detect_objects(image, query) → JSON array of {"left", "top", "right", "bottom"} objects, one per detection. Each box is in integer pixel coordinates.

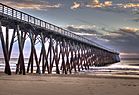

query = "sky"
[{"left": 0, "top": 0, "right": 139, "bottom": 58}]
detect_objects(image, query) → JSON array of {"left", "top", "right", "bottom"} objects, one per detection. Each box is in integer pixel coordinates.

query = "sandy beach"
[{"left": 0, "top": 74, "right": 139, "bottom": 95}]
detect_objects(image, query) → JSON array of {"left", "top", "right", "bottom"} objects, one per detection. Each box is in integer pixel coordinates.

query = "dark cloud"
[
  {"left": 66, "top": 26, "right": 102, "bottom": 35},
  {"left": 67, "top": 25, "right": 139, "bottom": 55},
  {"left": 101, "top": 29, "right": 139, "bottom": 53},
  {"left": 96, "top": 7, "right": 126, "bottom": 13}
]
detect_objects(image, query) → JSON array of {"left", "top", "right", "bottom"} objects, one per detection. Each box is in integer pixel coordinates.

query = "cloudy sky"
[{"left": 0, "top": 0, "right": 139, "bottom": 58}]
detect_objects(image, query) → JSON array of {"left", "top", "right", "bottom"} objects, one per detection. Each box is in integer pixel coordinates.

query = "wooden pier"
[{"left": 0, "top": 3, "right": 120, "bottom": 75}]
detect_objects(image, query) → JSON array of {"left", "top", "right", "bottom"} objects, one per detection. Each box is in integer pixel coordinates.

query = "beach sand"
[{"left": 0, "top": 74, "right": 139, "bottom": 95}]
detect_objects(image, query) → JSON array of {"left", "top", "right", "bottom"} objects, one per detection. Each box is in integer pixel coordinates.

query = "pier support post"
[{"left": 0, "top": 22, "right": 11, "bottom": 75}]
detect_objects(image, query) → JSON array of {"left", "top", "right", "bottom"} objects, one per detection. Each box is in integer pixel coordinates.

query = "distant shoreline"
[
  {"left": 0, "top": 57, "right": 139, "bottom": 60},
  {"left": 0, "top": 72, "right": 139, "bottom": 80},
  {"left": 121, "top": 58, "right": 139, "bottom": 60}
]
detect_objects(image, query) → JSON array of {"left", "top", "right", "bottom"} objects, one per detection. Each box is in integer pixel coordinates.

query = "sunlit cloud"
[
  {"left": 86, "top": 0, "right": 139, "bottom": 9},
  {"left": 73, "top": 32, "right": 95, "bottom": 36},
  {"left": 92, "top": 0, "right": 100, "bottom": 4},
  {"left": 1, "top": 0, "right": 62, "bottom": 10},
  {"left": 118, "top": 3, "right": 139, "bottom": 9},
  {"left": 120, "top": 27, "right": 139, "bottom": 32},
  {"left": 86, "top": 0, "right": 112, "bottom": 8},
  {"left": 70, "top": 0, "right": 113, "bottom": 10},
  {"left": 68, "top": 0, "right": 139, "bottom": 14},
  {"left": 66, "top": 24, "right": 96, "bottom": 29},
  {"left": 105, "top": 32, "right": 122, "bottom": 37},
  {"left": 70, "top": 2, "right": 81, "bottom": 10},
  {"left": 104, "top": 1, "right": 113, "bottom": 7}
]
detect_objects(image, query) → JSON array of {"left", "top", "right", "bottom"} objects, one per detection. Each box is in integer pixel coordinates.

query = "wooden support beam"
[
  {"left": 77, "top": 48, "right": 80, "bottom": 72},
  {"left": 38, "top": 47, "right": 43, "bottom": 66},
  {"left": 27, "top": 50, "right": 32, "bottom": 73},
  {"left": 5, "top": 26, "right": 10, "bottom": 74},
  {"left": 8, "top": 29, "right": 16, "bottom": 59},
  {"left": 31, "top": 45, "right": 34, "bottom": 73},
  {"left": 50, "top": 44, "right": 55, "bottom": 73},
  {"left": 16, "top": 25, "right": 26, "bottom": 75},
  {"left": 43, "top": 40, "right": 51, "bottom": 74},
  {"left": 31, "top": 35, "right": 41, "bottom": 74},
  {"left": 34, "top": 45, "right": 41, "bottom": 74},
  {"left": 69, "top": 44, "right": 73, "bottom": 73},
  {"left": 6, "top": 27, "right": 9, "bottom": 54},
  {"left": 27, "top": 30, "right": 41, "bottom": 74},
  {"left": 27, "top": 31, "right": 34, "bottom": 73},
  {"left": 65, "top": 42, "right": 71, "bottom": 74},
  {"left": 30, "top": 32, "right": 34, "bottom": 73},
  {"left": 55, "top": 41, "right": 60, "bottom": 74},
  {"left": 0, "top": 22, "right": 11, "bottom": 75},
  {"left": 61, "top": 40, "right": 67, "bottom": 74},
  {"left": 73, "top": 50, "right": 77, "bottom": 72},
  {"left": 84, "top": 49, "right": 87, "bottom": 70},
  {"left": 80, "top": 46, "right": 84, "bottom": 70},
  {"left": 41, "top": 33, "right": 50, "bottom": 74},
  {"left": 42, "top": 51, "right": 45, "bottom": 73},
  {"left": 86, "top": 49, "right": 90, "bottom": 70},
  {"left": 49, "top": 35, "right": 52, "bottom": 73},
  {"left": 16, "top": 31, "right": 27, "bottom": 74}
]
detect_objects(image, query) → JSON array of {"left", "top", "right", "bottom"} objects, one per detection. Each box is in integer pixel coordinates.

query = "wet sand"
[{"left": 0, "top": 74, "right": 139, "bottom": 95}]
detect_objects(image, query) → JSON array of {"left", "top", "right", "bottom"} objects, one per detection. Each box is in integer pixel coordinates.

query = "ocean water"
[
  {"left": 0, "top": 58, "right": 139, "bottom": 76},
  {"left": 0, "top": 58, "right": 31, "bottom": 72},
  {"left": 84, "top": 59, "right": 139, "bottom": 76}
]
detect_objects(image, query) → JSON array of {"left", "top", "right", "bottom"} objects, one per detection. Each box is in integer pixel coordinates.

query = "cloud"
[
  {"left": 70, "top": 0, "right": 117, "bottom": 12},
  {"left": 66, "top": 24, "right": 139, "bottom": 55},
  {"left": 117, "top": 3, "right": 139, "bottom": 9},
  {"left": 120, "top": 27, "right": 139, "bottom": 32},
  {"left": 86, "top": 0, "right": 139, "bottom": 9},
  {"left": 66, "top": 24, "right": 101, "bottom": 35},
  {"left": 86, "top": 0, "right": 112, "bottom": 8},
  {"left": 132, "top": 8, "right": 139, "bottom": 14},
  {"left": 101, "top": 27, "right": 139, "bottom": 42},
  {"left": 69, "top": 0, "right": 139, "bottom": 14},
  {"left": 100, "top": 28, "right": 139, "bottom": 52},
  {"left": 66, "top": 24, "right": 96, "bottom": 29},
  {"left": 70, "top": 2, "right": 81, "bottom": 10},
  {"left": 0, "top": 0, "right": 62, "bottom": 10}
]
